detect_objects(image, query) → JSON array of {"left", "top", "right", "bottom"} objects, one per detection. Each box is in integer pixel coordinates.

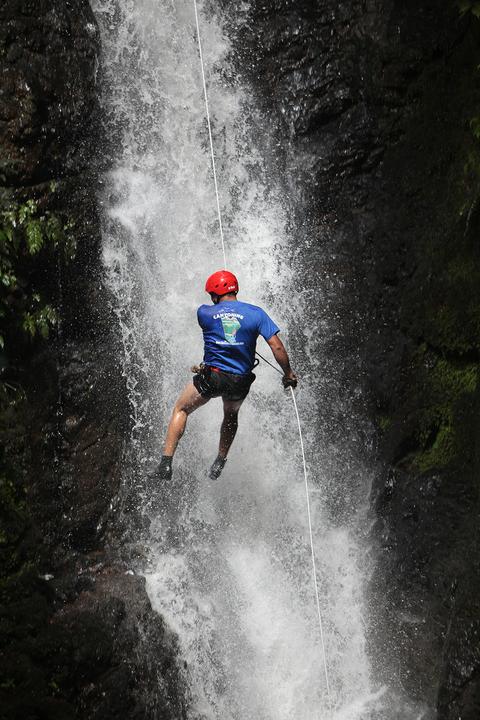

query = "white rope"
[
  {"left": 289, "top": 386, "right": 332, "bottom": 713},
  {"left": 192, "top": 0, "right": 227, "bottom": 268},
  {"left": 192, "top": 1, "right": 332, "bottom": 713}
]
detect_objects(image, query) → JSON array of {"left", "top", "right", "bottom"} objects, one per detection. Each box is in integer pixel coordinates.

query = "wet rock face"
[
  {"left": 1, "top": 555, "right": 186, "bottom": 720},
  {"left": 1, "top": 2, "right": 186, "bottom": 717},
  {"left": 50, "top": 567, "right": 186, "bottom": 720},
  {"left": 0, "top": 0, "right": 123, "bottom": 560},
  {"left": 228, "top": 0, "right": 480, "bottom": 717},
  {"left": 0, "top": 0, "right": 99, "bottom": 186}
]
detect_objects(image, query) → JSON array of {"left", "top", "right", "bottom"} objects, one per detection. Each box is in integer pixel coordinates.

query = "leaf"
[
  {"left": 22, "top": 313, "right": 36, "bottom": 337},
  {"left": 39, "top": 319, "right": 49, "bottom": 339},
  {"left": 0, "top": 269, "right": 17, "bottom": 287},
  {"left": 458, "top": 0, "right": 473, "bottom": 14},
  {"left": 42, "top": 304, "right": 58, "bottom": 326},
  {"left": 458, "top": 0, "right": 480, "bottom": 16},
  {"left": 2, "top": 211, "right": 16, "bottom": 227},
  {"left": 25, "top": 220, "right": 44, "bottom": 254},
  {"left": 45, "top": 215, "right": 62, "bottom": 245},
  {"left": 471, "top": 117, "right": 480, "bottom": 141},
  {"left": 18, "top": 200, "right": 36, "bottom": 224}
]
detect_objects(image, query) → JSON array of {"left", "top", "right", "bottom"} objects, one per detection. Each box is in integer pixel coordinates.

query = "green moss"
[
  {"left": 410, "top": 356, "right": 479, "bottom": 472},
  {"left": 418, "top": 230, "right": 480, "bottom": 354},
  {"left": 416, "top": 424, "right": 457, "bottom": 473},
  {"left": 432, "top": 358, "right": 478, "bottom": 394},
  {"left": 377, "top": 415, "right": 392, "bottom": 432}
]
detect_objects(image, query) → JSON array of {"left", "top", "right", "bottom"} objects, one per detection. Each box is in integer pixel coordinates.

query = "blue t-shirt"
[{"left": 197, "top": 300, "right": 280, "bottom": 374}]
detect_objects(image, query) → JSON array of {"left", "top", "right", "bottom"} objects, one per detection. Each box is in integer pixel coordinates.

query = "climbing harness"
[{"left": 192, "top": 0, "right": 332, "bottom": 712}]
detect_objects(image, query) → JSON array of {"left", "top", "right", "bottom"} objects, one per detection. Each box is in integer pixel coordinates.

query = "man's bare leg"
[
  {"left": 209, "top": 398, "right": 244, "bottom": 479},
  {"left": 154, "top": 382, "right": 208, "bottom": 481},
  {"left": 163, "top": 382, "right": 209, "bottom": 456},
  {"left": 219, "top": 398, "right": 243, "bottom": 457}
]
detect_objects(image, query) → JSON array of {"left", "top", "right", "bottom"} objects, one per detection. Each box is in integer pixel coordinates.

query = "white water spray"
[
  {"left": 92, "top": 1, "right": 428, "bottom": 718},
  {"left": 192, "top": 1, "right": 332, "bottom": 707}
]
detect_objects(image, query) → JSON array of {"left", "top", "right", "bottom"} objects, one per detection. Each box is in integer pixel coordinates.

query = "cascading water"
[{"left": 92, "top": 1, "right": 429, "bottom": 718}]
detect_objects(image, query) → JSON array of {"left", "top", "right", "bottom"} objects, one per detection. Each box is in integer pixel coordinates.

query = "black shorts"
[{"left": 193, "top": 365, "right": 256, "bottom": 402}]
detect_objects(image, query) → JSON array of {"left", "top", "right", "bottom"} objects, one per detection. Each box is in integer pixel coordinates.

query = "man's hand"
[
  {"left": 266, "top": 334, "right": 298, "bottom": 388},
  {"left": 282, "top": 370, "right": 298, "bottom": 389}
]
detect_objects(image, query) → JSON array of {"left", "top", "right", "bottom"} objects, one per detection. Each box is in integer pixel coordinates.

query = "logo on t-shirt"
[{"left": 220, "top": 314, "right": 241, "bottom": 344}]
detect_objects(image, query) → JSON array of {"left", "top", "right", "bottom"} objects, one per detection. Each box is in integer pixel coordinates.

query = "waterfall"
[{"left": 92, "top": 1, "right": 429, "bottom": 718}]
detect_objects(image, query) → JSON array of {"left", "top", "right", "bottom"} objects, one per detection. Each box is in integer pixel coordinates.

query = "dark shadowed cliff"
[
  {"left": 223, "top": 0, "right": 480, "bottom": 717},
  {"left": 0, "top": 2, "right": 185, "bottom": 718}
]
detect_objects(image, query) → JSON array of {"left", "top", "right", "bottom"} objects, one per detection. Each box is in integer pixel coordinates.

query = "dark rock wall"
[
  {"left": 0, "top": 0, "right": 97, "bottom": 187},
  {"left": 367, "top": 18, "right": 480, "bottom": 720},
  {"left": 223, "top": 0, "right": 480, "bottom": 717},
  {"left": 0, "top": 2, "right": 186, "bottom": 718},
  {"left": 3, "top": 0, "right": 480, "bottom": 717}
]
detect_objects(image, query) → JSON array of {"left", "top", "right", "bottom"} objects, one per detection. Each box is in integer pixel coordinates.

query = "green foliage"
[
  {"left": 458, "top": 0, "right": 480, "bottom": 17},
  {"left": 470, "top": 116, "right": 480, "bottom": 141},
  {"left": 0, "top": 199, "right": 76, "bottom": 353}
]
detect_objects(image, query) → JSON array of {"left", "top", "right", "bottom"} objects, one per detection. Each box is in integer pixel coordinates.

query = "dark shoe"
[
  {"left": 208, "top": 455, "right": 227, "bottom": 480},
  {"left": 144, "top": 456, "right": 174, "bottom": 517}
]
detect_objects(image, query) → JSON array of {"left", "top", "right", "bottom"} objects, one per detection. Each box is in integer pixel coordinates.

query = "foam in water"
[{"left": 92, "top": 1, "right": 430, "bottom": 718}]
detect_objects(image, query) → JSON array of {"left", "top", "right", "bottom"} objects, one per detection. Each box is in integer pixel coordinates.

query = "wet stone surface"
[
  {"left": 0, "top": 2, "right": 187, "bottom": 718},
  {"left": 223, "top": 0, "right": 480, "bottom": 717}
]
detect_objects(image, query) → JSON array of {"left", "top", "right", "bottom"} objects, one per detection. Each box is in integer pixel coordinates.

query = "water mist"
[{"left": 92, "top": 1, "right": 428, "bottom": 718}]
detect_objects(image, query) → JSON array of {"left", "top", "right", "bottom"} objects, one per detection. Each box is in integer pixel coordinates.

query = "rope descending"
[
  {"left": 255, "top": 348, "right": 332, "bottom": 708},
  {"left": 290, "top": 386, "right": 332, "bottom": 711},
  {"left": 192, "top": 0, "right": 227, "bottom": 268},
  {"left": 192, "top": 0, "right": 332, "bottom": 712}
]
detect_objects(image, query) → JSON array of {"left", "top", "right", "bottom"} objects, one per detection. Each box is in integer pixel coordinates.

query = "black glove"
[{"left": 282, "top": 372, "right": 298, "bottom": 389}]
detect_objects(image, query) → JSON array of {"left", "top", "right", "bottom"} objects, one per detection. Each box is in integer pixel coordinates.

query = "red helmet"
[{"left": 205, "top": 270, "right": 239, "bottom": 296}]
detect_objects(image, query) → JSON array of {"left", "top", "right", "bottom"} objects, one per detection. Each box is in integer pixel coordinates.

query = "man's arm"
[{"left": 266, "top": 334, "right": 298, "bottom": 388}]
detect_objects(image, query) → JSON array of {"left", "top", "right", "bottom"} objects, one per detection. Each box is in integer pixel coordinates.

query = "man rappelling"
[{"left": 153, "top": 270, "right": 298, "bottom": 482}]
